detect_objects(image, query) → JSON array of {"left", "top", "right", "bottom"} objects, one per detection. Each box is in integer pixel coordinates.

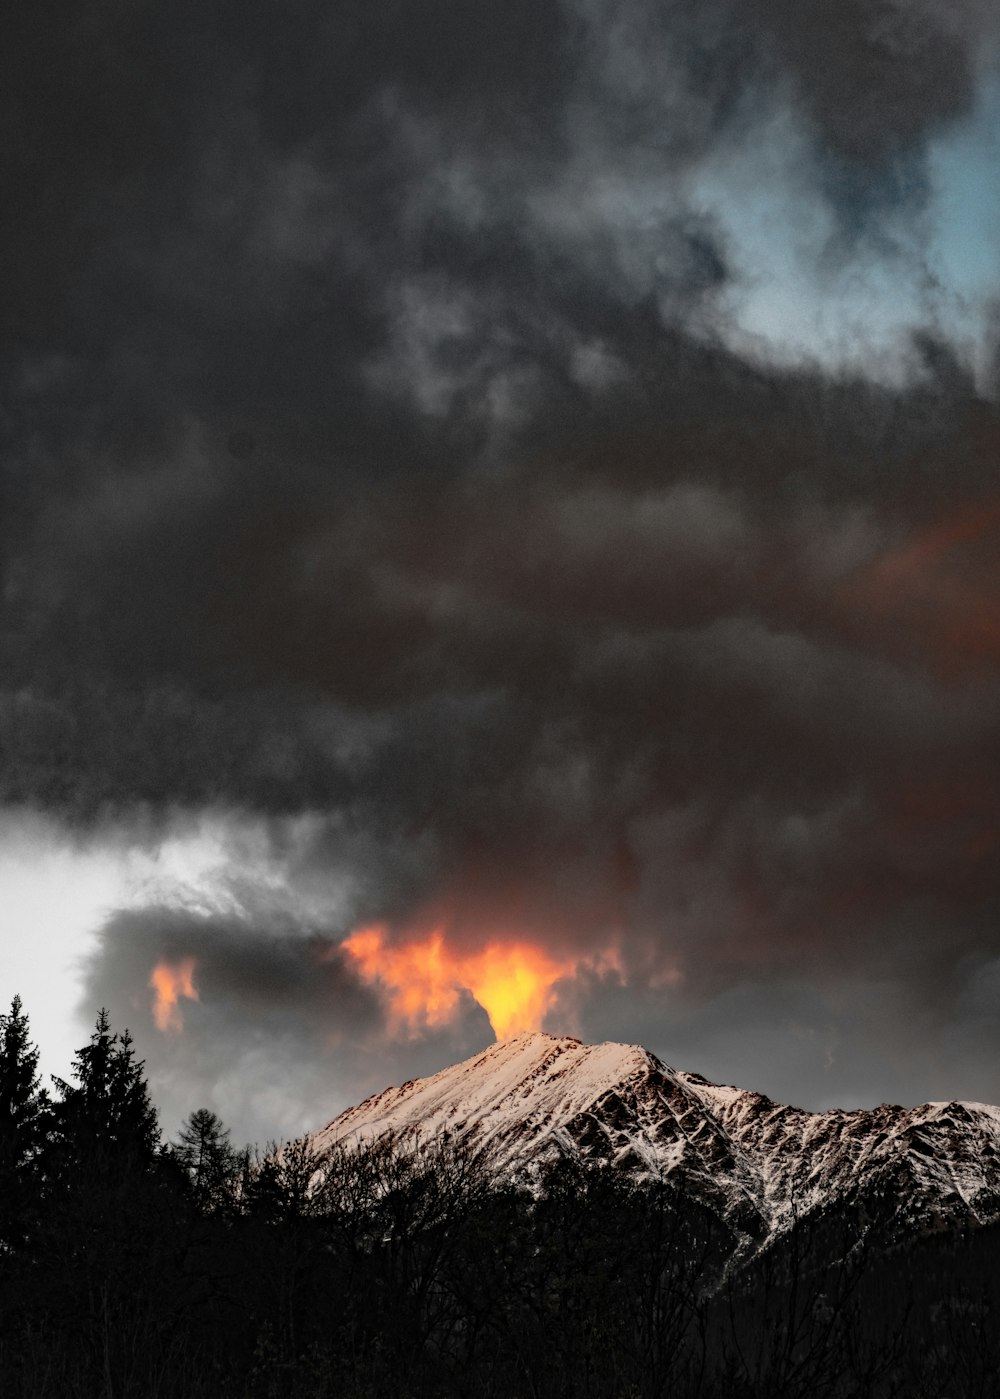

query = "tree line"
[{"left": 2, "top": 994, "right": 998, "bottom": 1398}]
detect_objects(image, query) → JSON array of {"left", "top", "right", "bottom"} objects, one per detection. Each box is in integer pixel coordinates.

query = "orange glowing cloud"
[
  {"left": 341, "top": 925, "right": 588, "bottom": 1039},
  {"left": 150, "top": 957, "right": 199, "bottom": 1034}
]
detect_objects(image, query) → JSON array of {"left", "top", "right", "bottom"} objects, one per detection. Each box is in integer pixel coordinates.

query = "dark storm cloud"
[
  {"left": 754, "top": 0, "right": 974, "bottom": 158},
  {"left": 6, "top": 1, "right": 1000, "bottom": 1120},
  {"left": 4, "top": 0, "right": 991, "bottom": 481}
]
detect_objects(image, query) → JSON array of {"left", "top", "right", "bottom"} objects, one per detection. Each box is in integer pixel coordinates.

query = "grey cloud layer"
[{"left": 5, "top": 0, "right": 1000, "bottom": 1130}]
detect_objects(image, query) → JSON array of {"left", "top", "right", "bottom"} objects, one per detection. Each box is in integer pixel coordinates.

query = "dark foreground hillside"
[{"left": 2, "top": 997, "right": 998, "bottom": 1399}]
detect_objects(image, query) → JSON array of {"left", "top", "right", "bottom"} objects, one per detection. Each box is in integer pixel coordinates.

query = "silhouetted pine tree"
[
  {"left": 17, "top": 1010, "right": 200, "bottom": 1396},
  {"left": 0, "top": 996, "right": 47, "bottom": 1254},
  {"left": 49, "top": 1008, "right": 160, "bottom": 1178},
  {"left": 173, "top": 1106, "right": 238, "bottom": 1214}
]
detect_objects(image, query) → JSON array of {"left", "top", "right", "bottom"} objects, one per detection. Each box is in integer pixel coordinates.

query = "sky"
[{"left": 4, "top": 0, "right": 1000, "bottom": 1146}]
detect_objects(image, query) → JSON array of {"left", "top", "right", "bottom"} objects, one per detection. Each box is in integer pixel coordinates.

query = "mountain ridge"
[{"left": 306, "top": 1031, "right": 1000, "bottom": 1247}]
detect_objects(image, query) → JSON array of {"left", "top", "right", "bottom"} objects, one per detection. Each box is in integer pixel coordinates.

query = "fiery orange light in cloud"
[
  {"left": 150, "top": 957, "right": 199, "bottom": 1034},
  {"left": 341, "top": 925, "right": 585, "bottom": 1039}
]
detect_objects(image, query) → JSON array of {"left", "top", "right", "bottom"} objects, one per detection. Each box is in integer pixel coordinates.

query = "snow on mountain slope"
[
  {"left": 307, "top": 1032, "right": 1000, "bottom": 1244},
  {"left": 682, "top": 1076, "right": 1000, "bottom": 1234}
]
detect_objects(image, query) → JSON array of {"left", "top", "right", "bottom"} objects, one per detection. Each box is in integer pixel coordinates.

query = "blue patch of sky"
[
  {"left": 926, "top": 75, "right": 1000, "bottom": 359},
  {"left": 687, "top": 76, "right": 1000, "bottom": 388}
]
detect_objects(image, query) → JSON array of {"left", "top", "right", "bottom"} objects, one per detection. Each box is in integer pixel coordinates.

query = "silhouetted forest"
[{"left": 2, "top": 996, "right": 998, "bottom": 1398}]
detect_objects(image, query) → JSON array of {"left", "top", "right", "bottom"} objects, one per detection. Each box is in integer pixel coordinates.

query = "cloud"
[
  {"left": 5, "top": 0, "right": 1000, "bottom": 1130},
  {"left": 81, "top": 898, "right": 493, "bottom": 1144}
]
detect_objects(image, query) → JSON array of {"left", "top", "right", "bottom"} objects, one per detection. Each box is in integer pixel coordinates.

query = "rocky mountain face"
[{"left": 307, "top": 1032, "right": 1000, "bottom": 1248}]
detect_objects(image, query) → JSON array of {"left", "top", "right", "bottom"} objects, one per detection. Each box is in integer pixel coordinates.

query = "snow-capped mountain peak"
[{"left": 307, "top": 1031, "right": 1000, "bottom": 1246}]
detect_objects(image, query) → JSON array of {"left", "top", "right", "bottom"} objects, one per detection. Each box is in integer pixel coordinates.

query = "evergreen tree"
[
  {"left": 32, "top": 1014, "right": 191, "bottom": 1395},
  {"left": 50, "top": 1008, "right": 160, "bottom": 1175},
  {"left": 173, "top": 1106, "right": 237, "bottom": 1213},
  {"left": 0, "top": 994, "right": 47, "bottom": 1249}
]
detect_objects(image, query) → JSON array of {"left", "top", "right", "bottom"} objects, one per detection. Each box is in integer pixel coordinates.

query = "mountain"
[{"left": 307, "top": 1031, "right": 1000, "bottom": 1247}]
